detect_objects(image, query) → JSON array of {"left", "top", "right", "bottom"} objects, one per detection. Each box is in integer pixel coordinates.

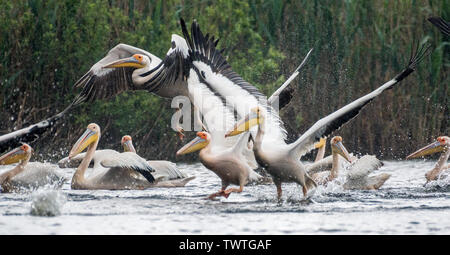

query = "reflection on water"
[{"left": 0, "top": 160, "right": 449, "bottom": 234}]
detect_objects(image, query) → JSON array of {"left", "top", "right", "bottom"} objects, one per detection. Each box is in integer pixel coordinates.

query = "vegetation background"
[{"left": 0, "top": 0, "right": 448, "bottom": 162}]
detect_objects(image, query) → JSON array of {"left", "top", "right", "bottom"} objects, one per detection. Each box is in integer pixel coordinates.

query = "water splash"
[{"left": 30, "top": 190, "right": 67, "bottom": 217}]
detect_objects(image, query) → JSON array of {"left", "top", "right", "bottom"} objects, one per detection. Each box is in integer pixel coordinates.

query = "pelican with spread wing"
[{"left": 226, "top": 43, "right": 430, "bottom": 200}]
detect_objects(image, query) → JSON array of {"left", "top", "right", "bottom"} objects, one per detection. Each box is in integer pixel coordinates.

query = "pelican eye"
[{"left": 171, "top": 41, "right": 176, "bottom": 49}]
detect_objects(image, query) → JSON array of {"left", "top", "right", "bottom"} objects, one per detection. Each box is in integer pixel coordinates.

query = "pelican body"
[
  {"left": 177, "top": 132, "right": 260, "bottom": 199},
  {"left": 407, "top": 136, "right": 449, "bottom": 183},
  {"left": 0, "top": 144, "right": 65, "bottom": 193}
]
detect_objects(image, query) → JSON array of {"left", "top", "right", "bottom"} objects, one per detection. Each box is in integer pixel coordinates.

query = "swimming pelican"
[
  {"left": 0, "top": 144, "right": 66, "bottom": 193},
  {"left": 310, "top": 136, "right": 390, "bottom": 190},
  {"left": 121, "top": 135, "right": 194, "bottom": 182},
  {"left": 68, "top": 123, "right": 194, "bottom": 190},
  {"left": 406, "top": 136, "right": 449, "bottom": 183},
  {"left": 225, "top": 43, "right": 430, "bottom": 199}
]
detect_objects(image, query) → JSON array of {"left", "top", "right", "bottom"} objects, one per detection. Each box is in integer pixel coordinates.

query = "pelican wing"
[
  {"left": 347, "top": 155, "right": 383, "bottom": 180},
  {"left": 428, "top": 17, "right": 450, "bottom": 36},
  {"left": 180, "top": 19, "right": 288, "bottom": 143},
  {"left": 147, "top": 160, "right": 187, "bottom": 180},
  {"left": 138, "top": 35, "right": 191, "bottom": 96},
  {"left": 289, "top": 43, "right": 431, "bottom": 159},
  {"left": 268, "top": 48, "right": 313, "bottom": 106},
  {"left": 100, "top": 151, "right": 156, "bottom": 183},
  {"left": 0, "top": 98, "right": 82, "bottom": 154},
  {"left": 74, "top": 44, "right": 162, "bottom": 102}
]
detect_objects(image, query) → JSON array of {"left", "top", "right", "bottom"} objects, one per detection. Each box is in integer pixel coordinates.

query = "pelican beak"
[
  {"left": 315, "top": 138, "right": 326, "bottom": 149},
  {"left": 332, "top": 141, "right": 352, "bottom": 163},
  {"left": 69, "top": 128, "right": 99, "bottom": 159},
  {"left": 176, "top": 136, "right": 207, "bottom": 156},
  {"left": 0, "top": 147, "right": 28, "bottom": 165},
  {"left": 122, "top": 140, "right": 135, "bottom": 153},
  {"left": 225, "top": 111, "right": 259, "bottom": 137},
  {"left": 406, "top": 141, "right": 445, "bottom": 159},
  {"left": 103, "top": 56, "right": 145, "bottom": 69}
]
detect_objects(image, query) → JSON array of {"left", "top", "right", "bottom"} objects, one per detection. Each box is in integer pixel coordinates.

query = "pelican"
[
  {"left": 310, "top": 136, "right": 390, "bottom": 190},
  {"left": 173, "top": 31, "right": 313, "bottom": 199},
  {"left": 406, "top": 136, "right": 449, "bottom": 183},
  {"left": 68, "top": 123, "right": 192, "bottom": 190},
  {"left": 307, "top": 138, "right": 358, "bottom": 174},
  {"left": 225, "top": 43, "right": 430, "bottom": 199},
  {"left": 177, "top": 131, "right": 262, "bottom": 199},
  {"left": 121, "top": 135, "right": 194, "bottom": 182},
  {"left": 0, "top": 144, "right": 66, "bottom": 193}
]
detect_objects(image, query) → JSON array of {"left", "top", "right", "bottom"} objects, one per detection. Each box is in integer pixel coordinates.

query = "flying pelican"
[
  {"left": 0, "top": 144, "right": 66, "bottom": 193},
  {"left": 225, "top": 43, "right": 430, "bottom": 200},
  {"left": 121, "top": 135, "right": 194, "bottom": 182},
  {"left": 310, "top": 136, "right": 390, "bottom": 190},
  {"left": 406, "top": 136, "right": 449, "bottom": 183},
  {"left": 68, "top": 123, "right": 193, "bottom": 190}
]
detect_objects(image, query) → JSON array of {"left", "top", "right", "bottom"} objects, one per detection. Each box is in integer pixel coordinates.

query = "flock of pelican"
[{"left": 0, "top": 18, "right": 448, "bottom": 202}]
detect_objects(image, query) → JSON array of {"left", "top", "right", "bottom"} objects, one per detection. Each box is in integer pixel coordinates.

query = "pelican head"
[
  {"left": 69, "top": 123, "right": 100, "bottom": 159},
  {"left": 0, "top": 144, "right": 33, "bottom": 165},
  {"left": 406, "top": 136, "right": 450, "bottom": 159},
  {"left": 176, "top": 132, "right": 210, "bottom": 156},
  {"left": 330, "top": 136, "right": 352, "bottom": 163},
  {"left": 103, "top": 54, "right": 148, "bottom": 69},
  {"left": 225, "top": 106, "right": 264, "bottom": 137},
  {"left": 121, "top": 135, "right": 136, "bottom": 153}
]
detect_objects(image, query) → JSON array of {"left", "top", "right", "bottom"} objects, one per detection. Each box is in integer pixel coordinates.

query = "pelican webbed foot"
[{"left": 206, "top": 189, "right": 230, "bottom": 200}]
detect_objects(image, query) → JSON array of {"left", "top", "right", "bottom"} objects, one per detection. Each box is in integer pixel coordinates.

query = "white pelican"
[
  {"left": 406, "top": 136, "right": 449, "bottom": 183},
  {"left": 172, "top": 27, "right": 313, "bottom": 199},
  {"left": 0, "top": 144, "right": 65, "bottom": 193},
  {"left": 310, "top": 136, "right": 390, "bottom": 190},
  {"left": 225, "top": 43, "right": 430, "bottom": 199},
  {"left": 68, "top": 123, "right": 192, "bottom": 190},
  {"left": 121, "top": 135, "right": 194, "bottom": 182}
]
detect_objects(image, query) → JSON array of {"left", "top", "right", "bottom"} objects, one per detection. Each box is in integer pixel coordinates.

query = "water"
[{"left": 0, "top": 160, "right": 449, "bottom": 234}]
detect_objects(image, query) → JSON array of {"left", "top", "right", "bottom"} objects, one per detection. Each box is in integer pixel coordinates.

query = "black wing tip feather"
[
  {"left": 428, "top": 16, "right": 450, "bottom": 36},
  {"left": 134, "top": 166, "right": 156, "bottom": 183},
  {"left": 394, "top": 42, "right": 431, "bottom": 82}
]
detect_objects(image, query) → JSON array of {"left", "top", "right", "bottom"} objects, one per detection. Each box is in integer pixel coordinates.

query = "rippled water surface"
[{"left": 1, "top": 160, "right": 449, "bottom": 234}]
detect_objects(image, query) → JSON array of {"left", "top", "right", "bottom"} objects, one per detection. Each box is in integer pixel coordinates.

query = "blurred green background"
[{"left": 0, "top": 0, "right": 448, "bottom": 161}]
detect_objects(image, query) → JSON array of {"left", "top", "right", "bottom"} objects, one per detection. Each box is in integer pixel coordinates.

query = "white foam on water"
[{"left": 30, "top": 189, "right": 67, "bottom": 217}]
